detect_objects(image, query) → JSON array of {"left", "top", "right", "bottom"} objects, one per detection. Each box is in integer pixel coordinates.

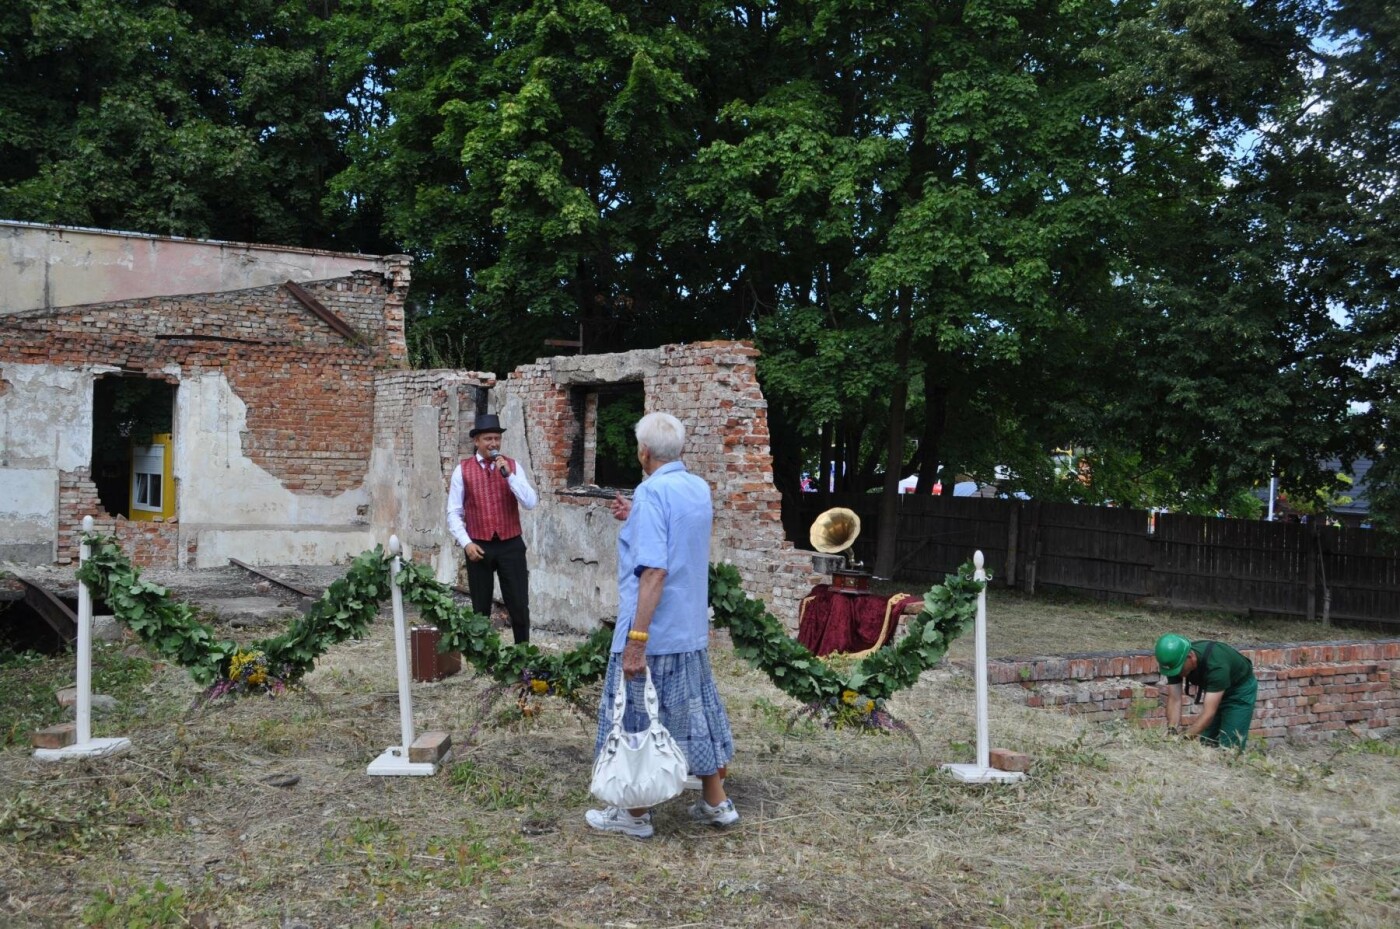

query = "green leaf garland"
[{"left": 76, "top": 535, "right": 981, "bottom": 711}]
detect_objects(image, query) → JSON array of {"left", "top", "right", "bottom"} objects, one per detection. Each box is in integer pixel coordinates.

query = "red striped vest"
[{"left": 461, "top": 457, "right": 523, "bottom": 542}]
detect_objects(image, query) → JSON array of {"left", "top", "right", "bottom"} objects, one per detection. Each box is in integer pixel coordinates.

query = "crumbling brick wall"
[
  {"left": 1, "top": 260, "right": 409, "bottom": 566},
  {"left": 370, "top": 368, "right": 496, "bottom": 579},
  {"left": 983, "top": 641, "right": 1400, "bottom": 743},
  {"left": 502, "top": 341, "right": 820, "bottom": 631}
]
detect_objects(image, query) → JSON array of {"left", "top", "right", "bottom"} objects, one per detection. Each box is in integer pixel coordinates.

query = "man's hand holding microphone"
[{"left": 488, "top": 448, "right": 511, "bottom": 477}]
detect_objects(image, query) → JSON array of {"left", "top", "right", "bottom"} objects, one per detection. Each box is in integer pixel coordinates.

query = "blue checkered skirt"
[{"left": 593, "top": 649, "right": 734, "bottom": 778}]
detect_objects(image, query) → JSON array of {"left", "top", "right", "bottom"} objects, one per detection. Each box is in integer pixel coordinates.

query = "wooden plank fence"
[{"left": 794, "top": 494, "right": 1400, "bottom": 629}]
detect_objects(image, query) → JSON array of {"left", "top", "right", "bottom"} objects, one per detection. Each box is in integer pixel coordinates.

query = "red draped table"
[{"left": 796, "top": 585, "right": 922, "bottom": 658}]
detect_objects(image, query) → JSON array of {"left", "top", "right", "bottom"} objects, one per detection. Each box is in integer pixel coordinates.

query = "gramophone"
[{"left": 809, "top": 507, "right": 871, "bottom": 593}]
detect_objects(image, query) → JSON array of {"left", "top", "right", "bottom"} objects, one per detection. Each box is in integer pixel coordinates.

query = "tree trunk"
[
  {"left": 873, "top": 291, "right": 914, "bottom": 578},
  {"left": 766, "top": 400, "right": 806, "bottom": 545},
  {"left": 917, "top": 379, "right": 949, "bottom": 494}
]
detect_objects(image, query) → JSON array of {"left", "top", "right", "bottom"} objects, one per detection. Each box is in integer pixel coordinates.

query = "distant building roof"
[
  {"left": 1260, "top": 458, "right": 1375, "bottom": 519},
  {"left": 1324, "top": 457, "right": 1373, "bottom": 517}
]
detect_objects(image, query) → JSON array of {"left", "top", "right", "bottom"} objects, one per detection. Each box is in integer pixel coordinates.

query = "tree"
[
  {"left": 707, "top": 0, "right": 1343, "bottom": 574},
  {"left": 327, "top": 0, "right": 1379, "bottom": 570},
  {"left": 1292, "top": 0, "right": 1399, "bottom": 533},
  {"left": 327, "top": 0, "right": 751, "bottom": 373},
  {"left": 0, "top": 0, "right": 376, "bottom": 249}
]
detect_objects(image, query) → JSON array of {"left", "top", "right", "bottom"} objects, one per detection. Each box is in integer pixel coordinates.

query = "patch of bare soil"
[{"left": 1, "top": 569, "right": 1397, "bottom": 928}]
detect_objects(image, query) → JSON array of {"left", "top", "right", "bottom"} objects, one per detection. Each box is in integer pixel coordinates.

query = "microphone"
[{"left": 489, "top": 448, "right": 509, "bottom": 476}]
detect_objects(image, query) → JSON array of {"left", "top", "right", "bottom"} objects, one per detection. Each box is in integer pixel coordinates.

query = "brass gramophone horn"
[{"left": 810, "top": 507, "right": 861, "bottom": 554}]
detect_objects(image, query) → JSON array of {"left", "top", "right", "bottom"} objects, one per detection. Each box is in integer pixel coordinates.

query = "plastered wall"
[
  {"left": 1, "top": 220, "right": 391, "bottom": 315},
  {"left": 502, "top": 342, "right": 820, "bottom": 631}
]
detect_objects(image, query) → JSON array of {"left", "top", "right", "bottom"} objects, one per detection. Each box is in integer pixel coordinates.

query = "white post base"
[
  {"left": 34, "top": 737, "right": 132, "bottom": 762},
  {"left": 940, "top": 763, "right": 1026, "bottom": 784},
  {"left": 366, "top": 746, "right": 443, "bottom": 776}
]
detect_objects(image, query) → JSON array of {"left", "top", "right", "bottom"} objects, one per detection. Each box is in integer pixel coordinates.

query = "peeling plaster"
[
  {"left": 0, "top": 363, "right": 92, "bottom": 470},
  {"left": 0, "top": 466, "right": 57, "bottom": 561},
  {"left": 176, "top": 372, "right": 372, "bottom": 565}
]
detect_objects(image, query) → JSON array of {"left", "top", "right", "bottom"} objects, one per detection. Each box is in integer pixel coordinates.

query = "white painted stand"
[
  {"left": 367, "top": 536, "right": 439, "bottom": 776},
  {"left": 35, "top": 516, "right": 132, "bottom": 762},
  {"left": 942, "top": 551, "right": 1025, "bottom": 785}
]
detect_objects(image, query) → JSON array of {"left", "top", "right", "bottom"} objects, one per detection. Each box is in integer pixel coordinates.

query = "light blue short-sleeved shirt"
[{"left": 611, "top": 460, "right": 713, "bottom": 655}]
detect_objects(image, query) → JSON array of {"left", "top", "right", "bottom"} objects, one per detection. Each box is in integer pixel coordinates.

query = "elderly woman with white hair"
[{"left": 585, "top": 412, "right": 738, "bottom": 838}]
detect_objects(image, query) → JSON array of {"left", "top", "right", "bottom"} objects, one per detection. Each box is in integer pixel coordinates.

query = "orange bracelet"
[{"left": 627, "top": 630, "right": 649, "bottom": 642}]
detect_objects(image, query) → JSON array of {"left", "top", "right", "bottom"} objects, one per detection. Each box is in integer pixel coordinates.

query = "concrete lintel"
[{"left": 545, "top": 348, "right": 660, "bottom": 385}]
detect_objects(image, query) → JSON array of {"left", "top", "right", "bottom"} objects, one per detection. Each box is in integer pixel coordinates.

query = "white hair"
[{"left": 635, "top": 412, "right": 685, "bottom": 462}]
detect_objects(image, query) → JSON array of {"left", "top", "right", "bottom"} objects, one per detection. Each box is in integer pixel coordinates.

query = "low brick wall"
[{"left": 982, "top": 641, "right": 1400, "bottom": 744}]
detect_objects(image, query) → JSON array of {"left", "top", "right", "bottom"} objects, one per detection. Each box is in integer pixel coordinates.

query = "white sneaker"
[
  {"left": 585, "top": 806, "right": 654, "bottom": 838},
  {"left": 689, "top": 798, "right": 740, "bottom": 827}
]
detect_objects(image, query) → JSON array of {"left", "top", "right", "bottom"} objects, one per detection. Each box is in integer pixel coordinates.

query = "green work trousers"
[{"left": 1201, "top": 675, "right": 1258, "bottom": 749}]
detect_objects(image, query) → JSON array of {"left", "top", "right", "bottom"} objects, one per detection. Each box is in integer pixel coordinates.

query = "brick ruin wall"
[
  {"left": 653, "top": 341, "right": 822, "bottom": 618},
  {"left": 505, "top": 340, "right": 820, "bottom": 627},
  {"left": 1, "top": 262, "right": 409, "bottom": 565},
  {"left": 982, "top": 640, "right": 1400, "bottom": 744},
  {"left": 369, "top": 368, "right": 496, "bottom": 576}
]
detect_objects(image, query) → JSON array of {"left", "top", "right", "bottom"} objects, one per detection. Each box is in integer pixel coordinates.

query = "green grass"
[
  {"left": 448, "top": 760, "right": 531, "bottom": 810},
  {"left": 865, "top": 579, "right": 1397, "bottom": 660},
  {"left": 0, "top": 646, "right": 152, "bottom": 747},
  {"left": 80, "top": 878, "right": 221, "bottom": 928}
]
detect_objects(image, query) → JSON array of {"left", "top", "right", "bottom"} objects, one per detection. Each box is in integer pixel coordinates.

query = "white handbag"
[{"left": 589, "top": 666, "right": 689, "bottom": 810}]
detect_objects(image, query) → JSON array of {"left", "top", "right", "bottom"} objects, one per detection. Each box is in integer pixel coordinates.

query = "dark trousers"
[
  {"left": 1202, "top": 675, "right": 1258, "bottom": 750},
  {"left": 466, "top": 535, "right": 530, "bottom": 644}
]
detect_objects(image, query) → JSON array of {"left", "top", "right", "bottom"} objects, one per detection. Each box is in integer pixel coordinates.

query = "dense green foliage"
[
  {"left": 318, "top": 0, "right": 1392, "bottom": 544},
  {"left": 0, "top": 0, "right": 382, "bottom": 249},
  {"left": 3, "top": 1, "right": 1393, "bottom": 536}
]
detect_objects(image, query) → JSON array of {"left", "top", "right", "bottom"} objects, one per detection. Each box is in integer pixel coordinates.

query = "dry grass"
[{"left": 2, "top": 598, "right": 1398, "bottom": 929}]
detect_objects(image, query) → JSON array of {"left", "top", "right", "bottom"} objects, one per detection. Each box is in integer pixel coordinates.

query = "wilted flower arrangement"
[
  {"left": 826, "top": 689, "right": 897, "bottom": 731},
  {"left": 514, "top": 669, "right": 556, "bottom": 718},
  {"left": 205, "top": 649, "right": 287, "bottom": 700}
]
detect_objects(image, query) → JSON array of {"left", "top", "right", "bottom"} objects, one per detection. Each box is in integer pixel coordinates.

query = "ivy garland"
[{"left": 76, "top": 535, "right": 982, "bottom": 714}]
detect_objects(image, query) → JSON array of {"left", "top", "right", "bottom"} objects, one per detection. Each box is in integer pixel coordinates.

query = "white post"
[
  {"left": 973, "top": 551, "right": 990, "bottom": 770},
  {"left": 75, "top": 518, "right": 94, "bottom": 744},
  {"left": 391, "top": 536, "right": 415, "bottom": 753},
  {"left": 35, "top": 516, "right": 131, "bottom": 761},
  {"left": 1268, "top": 475, "right": 1278, "bottom": 521},
  {"left": 367, "top": 535, "right": 438, "bottom": 776},
  {"left": 942, "top": 549, "right": 1024, "bottom": 784}
]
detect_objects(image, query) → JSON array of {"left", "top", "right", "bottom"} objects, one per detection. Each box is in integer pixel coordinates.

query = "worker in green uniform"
[{"left": 1154, "top": 634, "right": 1257, "bottom": 749}]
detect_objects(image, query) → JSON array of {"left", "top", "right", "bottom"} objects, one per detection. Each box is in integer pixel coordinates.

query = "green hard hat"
[{"left": 1154, "top": 634, "right": 1192, "bottom": 677}]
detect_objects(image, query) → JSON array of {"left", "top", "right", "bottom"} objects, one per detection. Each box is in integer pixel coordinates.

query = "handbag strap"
[{"left": 610, "top": 665, "right": 662, "bottom": 730}]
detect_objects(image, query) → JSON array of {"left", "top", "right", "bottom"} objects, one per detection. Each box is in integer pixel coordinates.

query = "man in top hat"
[{"left": 447, "top": 413, "right": 539, "bottom": 643}]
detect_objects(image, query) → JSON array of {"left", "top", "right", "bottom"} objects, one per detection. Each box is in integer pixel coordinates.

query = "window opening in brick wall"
[
  {"left": 570, "top": 382, "right": 645, "bottom": 490},
  {"left": 91, "top": 375, "right": 175, "bottom": 519}
]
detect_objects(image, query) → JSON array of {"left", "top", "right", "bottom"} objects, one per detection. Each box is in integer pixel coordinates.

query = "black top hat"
[{"left": 469, "top": 413, "right": 506, "bottom": 437}]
